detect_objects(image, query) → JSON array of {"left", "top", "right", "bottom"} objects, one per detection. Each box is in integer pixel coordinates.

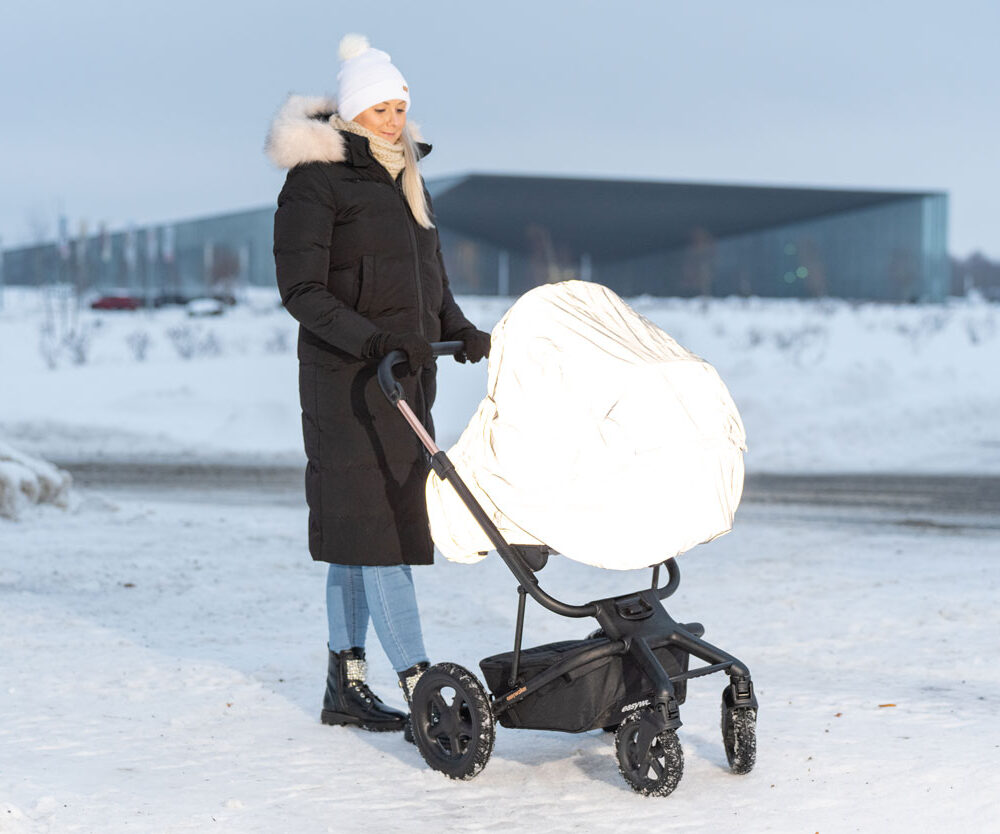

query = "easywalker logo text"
[{"left": 620, "top": 699, "right": 651, "bottom": 713}]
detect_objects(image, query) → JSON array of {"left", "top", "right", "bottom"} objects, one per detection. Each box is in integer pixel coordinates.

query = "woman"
[{"left": 266, "top": 34, "right": 490, "bottom": 734}]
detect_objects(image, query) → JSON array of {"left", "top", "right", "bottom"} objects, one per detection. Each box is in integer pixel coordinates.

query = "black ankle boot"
[
  {"left": 321, "top": 647, "right": 407, "bottom": 732},
  {"left": 398, "top": 661, "right": 430, "bottom": 745}
]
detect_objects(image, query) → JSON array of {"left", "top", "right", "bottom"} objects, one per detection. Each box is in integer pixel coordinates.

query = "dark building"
[
  {"left": 0, "top": 176, "right": 948, "bottom": 302},
  {"left": 0, "top": 208, "right": 272, "bottom": 306},
  {"left": 428, "top": 175, "right": 949, "bottom": 302}
]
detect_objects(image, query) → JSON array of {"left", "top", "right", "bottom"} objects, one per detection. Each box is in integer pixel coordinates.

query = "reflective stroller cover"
[{"left": 426, "top": 280, "right": 746, "bottom": 570}]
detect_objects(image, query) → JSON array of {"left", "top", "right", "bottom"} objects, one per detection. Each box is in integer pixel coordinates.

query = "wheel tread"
[
  {"left": 614, "top": 709, "right": 684, "bottom": 797},
  {"left": 721, "top": 703, "right": 757, "bottom": 775},
  {"left": 411, "top": 662, "right": 495, "bottom": 781}
]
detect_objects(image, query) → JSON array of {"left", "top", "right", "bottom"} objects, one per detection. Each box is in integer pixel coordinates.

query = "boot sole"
[{"left": 321, "top": 709, "right": 405, "bottom": 732}]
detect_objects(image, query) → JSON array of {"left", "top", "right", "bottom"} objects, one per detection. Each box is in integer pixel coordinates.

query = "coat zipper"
[
  {"left": 392, "top": 174, "right": 430, "bottom": 430},
  {"left": 395, "top": 177, "right": 425, "bottom": 337}
]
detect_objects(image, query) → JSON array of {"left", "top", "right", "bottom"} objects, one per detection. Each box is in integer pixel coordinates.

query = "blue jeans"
[{"left": 326, "top": 563, "right": 428, "bottom": 673}]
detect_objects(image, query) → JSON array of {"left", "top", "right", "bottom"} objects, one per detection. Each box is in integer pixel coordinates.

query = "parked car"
[
  {"left": 185, "top": 297, "right": 226, "bottom": 317},
  {"left": 90, "top": 292, "right": 143, "bottom": 311},
  {"left": 152, "top": 292, "right": 192, "bottom": 308},
  {"left": 156, "top": 291, "right": 237, "bottom": 308}
]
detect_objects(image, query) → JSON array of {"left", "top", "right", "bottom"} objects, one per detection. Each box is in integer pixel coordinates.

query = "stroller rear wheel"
[
  {"left": 410, "top": 662, "right": 495, "bottom": 780},
  {"left": 614, "top": 709, "right": 684, "bottom": 797},
  {"left": 721, "top": 698, "right": 757, "bottom": 775}
]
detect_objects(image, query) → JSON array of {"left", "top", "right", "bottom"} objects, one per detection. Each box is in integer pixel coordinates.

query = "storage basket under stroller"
[{"left": 480, "top": 637, "right": 690, "bottom": 733}]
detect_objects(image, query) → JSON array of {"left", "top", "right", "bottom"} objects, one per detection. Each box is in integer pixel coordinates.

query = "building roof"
[{"left": 426, "top": 174, "right": 941, "bottom": 259}]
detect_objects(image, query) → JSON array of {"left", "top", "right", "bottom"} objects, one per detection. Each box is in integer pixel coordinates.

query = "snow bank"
[
  {"left": 0, "top": 440, "right": 72, "bottom": 519},
  {"left": 0, "top": 288, "right": 997, "bottom": 473}
]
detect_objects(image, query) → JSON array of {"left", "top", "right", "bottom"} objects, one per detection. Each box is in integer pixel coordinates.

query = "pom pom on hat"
[
  {"left": 336, "top": 33, "right": 411, "bottom": 122},
  {"left": 338, "top": 33, "right": 370, "bottom": 62}
]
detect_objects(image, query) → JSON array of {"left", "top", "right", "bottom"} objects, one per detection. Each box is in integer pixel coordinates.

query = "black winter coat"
[{"left": 268, "top": 96, "right": 474, "bottom": 566}]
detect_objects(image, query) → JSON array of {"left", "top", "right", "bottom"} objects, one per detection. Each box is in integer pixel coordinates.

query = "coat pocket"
[
  {"left": 326, "top": 261, "right": 360, "bottom": 308},
  {"left": 356, "top": 254, "right": 377, "bottom": 314}
]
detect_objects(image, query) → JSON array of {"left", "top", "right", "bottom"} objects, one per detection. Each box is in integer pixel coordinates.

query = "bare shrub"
[
  {"left": 964, "top": 315, "right": 996, "bottom": 346},
  {"left": 893, "top": 311, "right": 950, "bottom": 350},
  {"left": 167, "top": 325, "right": 198, "bottom": 359},
  {"left": 37, "top": 320, "right": 97, "bottom": 367},
  {"left": 773, "top": 325, "right": 828, "bottom": 366},
  {"left": 38, "top": 322, "right": 59, "bottom": 370},
  {"left": 126, "top": 330, "right": 152, "bottom": 361},
  {"left": 199, "top": 331, "right": 221, "bottom": 357},
  {"left": 63, "top": 326, "right": 93, "bottom": 365},
  {"left": 167, "top": 325, "right": 222, "bottom": 359},
  {"left": 264, "top": 328, "right": 291, "bottom": 354}
]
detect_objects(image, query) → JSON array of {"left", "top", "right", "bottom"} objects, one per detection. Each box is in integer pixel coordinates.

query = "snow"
[
  {"left": 2, "top": 286, "right": 999, "bottom": 831},
  {"left": 0, "top": 287, "right": 997, "bottom": 473},
  {"left": 2, "top": 491, "right": 997, "bottom": 831},
  {"left": 0, "top": 441, "right": 72, "bottom": 520}
]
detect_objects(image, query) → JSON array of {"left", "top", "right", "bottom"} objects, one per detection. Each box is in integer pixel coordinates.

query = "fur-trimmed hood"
[{"left": 264, "top": 94, "right": 428, "bottom": 170}]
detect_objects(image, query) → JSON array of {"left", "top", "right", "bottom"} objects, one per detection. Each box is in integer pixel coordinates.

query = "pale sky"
[{"left": 2, "top": 0, "right": 997, "bottom": 257}]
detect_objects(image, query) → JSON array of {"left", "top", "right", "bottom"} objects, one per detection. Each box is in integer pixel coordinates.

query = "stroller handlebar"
[
  {"left": 377, "top": 338, "right": 683, "bottom": 615},
  {"left": 377, "top": 341, "right": 466, "bottom": 404}
]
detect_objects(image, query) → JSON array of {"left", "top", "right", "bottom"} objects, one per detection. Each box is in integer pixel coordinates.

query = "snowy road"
[
  {"left": 56, "top": 459, "right": 1000, "bottom": 523},
  {"left": 3, "top": 290, "right": 999, "bottom": 831},
  {"left": 2, "top": 474, "right": 999, "bottom": 832}
]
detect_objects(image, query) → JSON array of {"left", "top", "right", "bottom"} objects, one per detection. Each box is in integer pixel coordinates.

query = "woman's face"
[{"left": 353, "top": 99, "right": 407, "bottom": 144}]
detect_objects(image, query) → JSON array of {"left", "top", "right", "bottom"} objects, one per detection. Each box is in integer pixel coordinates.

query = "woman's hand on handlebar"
[
  {"left": 386, "top": 332, "right": 434, "bottom": 373},
  {"left": 365, "top": 331, "right": 434, "bottom": 373},
  {"left": 453, "top": 328, "right": 491, "bottom": 364}
]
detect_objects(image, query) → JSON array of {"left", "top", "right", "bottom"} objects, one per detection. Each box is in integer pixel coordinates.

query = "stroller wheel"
[
  {"left": 614, "top": 709, "right": 683, "bottom": 797},
  {"left": 721, "top": 700, "right": 757, "bottom": 775},
  {"left": 410, "top": 662, "right": 495, "bottom": 780}
]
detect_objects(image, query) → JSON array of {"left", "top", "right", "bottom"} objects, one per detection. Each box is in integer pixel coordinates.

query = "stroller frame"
[{"left": 378, "top": 343, "right": 758, "bottom": 795}]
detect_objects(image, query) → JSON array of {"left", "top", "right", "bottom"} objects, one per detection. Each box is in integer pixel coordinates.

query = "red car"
[{"left": 90, "top": 293, "right": 143, "bottom": 311}]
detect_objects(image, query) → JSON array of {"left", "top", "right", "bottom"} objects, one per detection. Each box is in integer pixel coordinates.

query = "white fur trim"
[
  {"left": 264, "top": 95, "right": 346, "bottom": 169},
  {"left": 264, "top": 94, "right": 430, "bottom": 170}
]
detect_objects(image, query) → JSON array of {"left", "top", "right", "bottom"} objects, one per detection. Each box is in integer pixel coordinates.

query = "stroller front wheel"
[
  {"left": 410, "top": 662, "right": 495, "bottom": 780},
  {"left": 614, "top": 709, "right": 684, "bottom": 797},
  {"left": 721, "top": 699, "right": 757, "bottom": 775}
]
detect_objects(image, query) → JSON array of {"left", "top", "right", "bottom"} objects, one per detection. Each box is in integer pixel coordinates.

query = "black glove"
[
  {"left": 454, "top": 328, "right": 491, "bottom": 364},
  {"left": 374, "top": 331, "right": 434, "bottom": 374}
]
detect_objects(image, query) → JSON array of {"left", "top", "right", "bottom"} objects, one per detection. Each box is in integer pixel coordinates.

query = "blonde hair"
[{"left": 401, "top": 125, "right": 434, "bottom": 229}]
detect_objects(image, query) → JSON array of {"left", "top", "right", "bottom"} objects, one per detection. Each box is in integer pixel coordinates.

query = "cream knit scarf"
[{"left": 332, "top": 114, "right": 406, "bottom": 181}]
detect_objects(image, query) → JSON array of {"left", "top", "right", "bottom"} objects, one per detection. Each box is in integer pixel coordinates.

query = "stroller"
[{"left": 378, "top": 341, "right": 758, "bottom": 797}]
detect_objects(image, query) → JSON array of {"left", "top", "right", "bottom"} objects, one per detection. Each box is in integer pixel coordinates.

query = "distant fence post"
[{"left": 498, "top": 249, "right": 510, "bottom": 296}]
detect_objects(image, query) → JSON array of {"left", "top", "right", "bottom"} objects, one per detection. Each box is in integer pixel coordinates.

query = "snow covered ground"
[
  {"left": 2, "top": 487, "right": 997, "bottom": 832},
  {"left": 0, "top": 442, "right": 72, "bottom": 520},
  {"left": 0, "top": 286, "right": 998, "bottom": 473},
  {"left": 2, "top": 286, "right": 999, "bottom": 831}
]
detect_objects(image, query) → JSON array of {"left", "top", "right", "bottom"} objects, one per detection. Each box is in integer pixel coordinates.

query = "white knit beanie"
[{"left": 337, "top": 34, "right": 410, "bottom": 121}]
